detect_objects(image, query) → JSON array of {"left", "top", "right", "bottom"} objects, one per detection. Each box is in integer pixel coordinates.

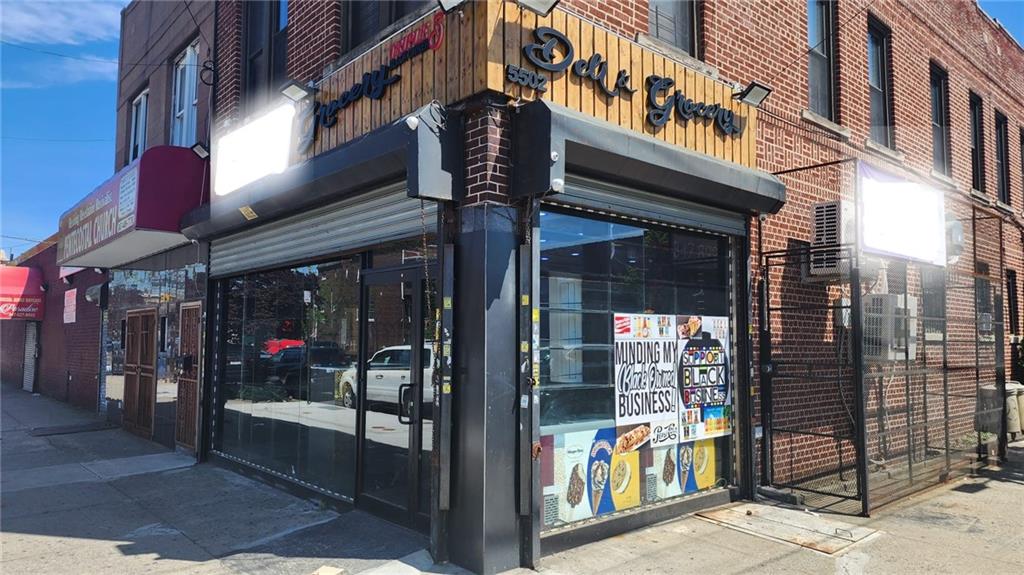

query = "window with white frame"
[
  {"left": 171, "top": 42, "right": 199, "bottom": 147},
  {"left": 129, "top": 90, "right": 148, "bottom": 162}
]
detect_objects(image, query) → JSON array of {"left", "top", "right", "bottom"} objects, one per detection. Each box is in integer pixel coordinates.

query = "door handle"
[
  {"left": 397, "top": 383, "right": 413, "bottom": 424},
  {"left": 375, "top": 374, "right": 385, "bottom": 379}
]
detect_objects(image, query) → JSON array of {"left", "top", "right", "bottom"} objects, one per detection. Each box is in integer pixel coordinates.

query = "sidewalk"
[
  {"left": 529, "top": 442, "right": 1024, "bottom": 575},
  {"left": 0, "top": 384, "right": 436, "bottom": 575},
  {"left": 3, "top": 383, "right": 1023, "bottom": 574}
]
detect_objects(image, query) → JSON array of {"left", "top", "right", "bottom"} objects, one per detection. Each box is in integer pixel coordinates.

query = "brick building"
[
  {"left": 153, "top": 0, "right": 1024, "bottom": 573},
  {"left": 0, "top": 238, "right": 106, "bottom": 410}
]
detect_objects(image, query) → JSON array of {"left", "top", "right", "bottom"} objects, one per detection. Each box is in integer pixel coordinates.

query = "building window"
[
  {"left": 1008, "top": 269, "right": 1019, "bottom": 335},
  {"left": 129, "top": 90, "right": 148, "bottom": 162},
  {"left": 867, "top": 18, "right": 893, "bottom": 148},
  {"left": 346, "top": 1, "right": 431, "bottom": 54},
  {"left": 244, "top": 0, "right": 288, "bottom": 113},
  {"left": 171, "top": 42, "right": 199, "bottom": 147},
  {"left": 995, "top": 112, "right": 1010, "bottom": 205},
  {"left": 969, "top": 92, "right": 985, "bottom": 192},
  {"left": 929, "top": 64, "right": 950, "bottom": 176},
  {"left": 538, "top": 209, "right": 734, "bottom": 530},
  {"left": 649, "top": 0, "right": 699, "bottom": 58},
  {"left": 807, "top": 0, "right": 835, "bottom": 120}
]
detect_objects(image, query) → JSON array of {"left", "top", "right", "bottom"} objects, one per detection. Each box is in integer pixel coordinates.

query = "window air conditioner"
[
  {"left": 810, "top": 200, "right": 855, "bottom": 276},
  {"left": 862, "top": 294, "right": 918, "bottom": 362}
]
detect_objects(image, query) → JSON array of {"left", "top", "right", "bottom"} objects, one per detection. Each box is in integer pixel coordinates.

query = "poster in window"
[
  {"left": 612, "top": 313, "right": 680, "bottom": 450},
  {"left": 676, "top": 315, "right": 731, "bottom": 441},
  {"left": 63, "top": 288, "right": 77, "bottom": 324}
]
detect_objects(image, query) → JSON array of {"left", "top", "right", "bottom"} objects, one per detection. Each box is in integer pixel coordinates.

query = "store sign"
[
  {"left": 63, "top": 288, "right": 77, "bottom": 324},
  {"left": 514, "top": 26, "right": 740, "bottom": 136},
  {"left": 511, "top": 27, "right": 636, "bottom": 97},
  {"left": 298, "top": 11, "right": 446, "bottom": 153},
  {"left": 0, "top": 266, "right": 44, "bottom": 321},
  {"left": 646, "top": 76, "right": 742, "bottom": 135},
  {"left": 859, "top": 163, "right": 947, "bottom": 267},
  {"left": 58, "top": 166, "right": 139, "bottom": 263}
]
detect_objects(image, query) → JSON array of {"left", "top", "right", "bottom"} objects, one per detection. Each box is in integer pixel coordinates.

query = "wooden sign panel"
[{"left": 301, "top": 1, "right": 756, "bottom": 170}]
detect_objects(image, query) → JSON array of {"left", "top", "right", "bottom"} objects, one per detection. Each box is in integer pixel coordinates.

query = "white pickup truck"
[{"left": 336, "top": 344, "right": 434, "bottom": 409}]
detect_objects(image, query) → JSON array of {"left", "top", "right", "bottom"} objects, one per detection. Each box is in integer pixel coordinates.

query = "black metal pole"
[{"left": 851, "top": 262, "right": 869, "bottom": 516}]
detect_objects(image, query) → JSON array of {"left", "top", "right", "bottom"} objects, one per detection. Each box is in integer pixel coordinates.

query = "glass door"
[{"left": 358, "top": 267, "right": 431, "bottom": 525}]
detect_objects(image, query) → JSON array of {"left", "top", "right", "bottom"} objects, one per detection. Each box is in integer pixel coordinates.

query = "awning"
[
  {"left": 512, "top": 100, "right": 786, "bottom": 214},
  {"left": 57, "top": 146, "right": 209, "bottom": 268},
  {"left": 0, "top": 266, "right": 45, "bottom": 320}
]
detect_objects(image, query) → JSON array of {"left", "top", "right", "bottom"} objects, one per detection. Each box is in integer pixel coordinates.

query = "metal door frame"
[{"left": 356, "top": 264, "right": 432, "bottom": 529}]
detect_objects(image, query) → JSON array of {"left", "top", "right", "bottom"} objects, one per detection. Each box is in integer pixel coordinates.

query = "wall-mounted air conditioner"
[
  {"left": 862, "top": 294, "right": 918, "bottom": 362},
  {"left": 809, "top": 200, "right": 855, "bottom": 277}
]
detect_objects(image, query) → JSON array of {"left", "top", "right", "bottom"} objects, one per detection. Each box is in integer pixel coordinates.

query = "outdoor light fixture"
[
  {"left": 190, "top": 142, "right": 209, "bottom": 159},
  {"left": 733, "top": 81, "right": 773, "bottom": 107},
  {"left": 279, "top": 79, "right": 313, "bottom": 102},
  {"left": 517, "top": 0, "right": 561, "bottom": 16},
  {"left": 437, "top": 0, "right": 468, "bottom": 13}
]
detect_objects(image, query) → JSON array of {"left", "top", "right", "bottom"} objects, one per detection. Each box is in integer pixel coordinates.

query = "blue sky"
[{"left": 0, "top": 0, "right": 1022, "bottom": 260}]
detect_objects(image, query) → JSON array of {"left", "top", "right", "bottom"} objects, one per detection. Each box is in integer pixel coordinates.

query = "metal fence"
[{"left": 758, "top": 174, "right": 1007, "bottom": 515}]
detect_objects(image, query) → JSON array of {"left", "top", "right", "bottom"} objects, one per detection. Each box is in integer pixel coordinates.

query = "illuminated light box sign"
[
  {"left": 214, "top": 103, "right": 296, "bottom": 197},
  {"left": 858, "top": 163, "right": 947, "bottom": 267}
]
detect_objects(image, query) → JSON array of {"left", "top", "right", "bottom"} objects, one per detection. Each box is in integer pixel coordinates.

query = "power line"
[
  {"left": 2, "top": 136, "right": 112, "bottom": 143},
  {"left": 765, "top": 0, "right": 876, "bottom": 86},
  {"left": 1, "top": 234, "right": 55, "bottom": 245},
  {"left": 183, "top": 1, "right": 210, "bottom": 51},
  {"left": 0, "top": 40, "right": 200, "bottom": 67}
]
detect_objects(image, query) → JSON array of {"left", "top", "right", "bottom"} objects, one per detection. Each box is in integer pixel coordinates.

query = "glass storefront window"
[
  {"left": 215, "top": 258, "right": 361, "bottom": 498},
  {"left": 538, "top": 209, "right": 735, "bottom": 530}
]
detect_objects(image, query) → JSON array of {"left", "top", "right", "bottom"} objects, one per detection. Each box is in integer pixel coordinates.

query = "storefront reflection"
[{"left": 216, "top": 258, "right": 361, "bottom": 497}]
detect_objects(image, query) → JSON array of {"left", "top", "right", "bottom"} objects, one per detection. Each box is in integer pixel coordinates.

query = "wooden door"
[
  {"left": 124, "top": 309, "right": 157, "bottom": 438},
  {"left": 175, "top": 302, "right": 202, "bottom": 450}
]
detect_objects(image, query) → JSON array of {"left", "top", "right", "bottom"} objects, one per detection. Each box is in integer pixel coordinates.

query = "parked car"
[
  {"left": 336, "top": 344, "right": 433, "bottom": 410},
  {"left": 266, "top": 341, "right": 350, "bottom": 400}
]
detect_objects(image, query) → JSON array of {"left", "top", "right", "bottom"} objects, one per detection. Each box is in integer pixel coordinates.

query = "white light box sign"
[
  {"left": 214, "top": 102, "right": 296, "bottom": 197},
  {"left": 858, "top": 163, "right": 946, "bottom": 267}
]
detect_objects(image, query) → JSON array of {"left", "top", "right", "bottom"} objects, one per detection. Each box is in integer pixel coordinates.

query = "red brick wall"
[
  {"left": 464, "top": 102, "right": 511, "bottom": 205},
  {"left": 214, "top": 0, "right": 243, "bottom": 126},
  {"left": 286, "top": 0, "right": 343, "bottom": 84},
  {"left": 18, "top": 245, "right": 106, "bottom": 411},
  {"left": 214, "top": 0, "right": 343, "bottom": 129}
]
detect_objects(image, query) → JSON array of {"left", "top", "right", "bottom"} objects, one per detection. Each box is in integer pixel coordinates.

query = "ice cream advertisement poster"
[
  {"left": 676, "top": 315, "right": 732, "bottom": 441},
  {"left": 612, "top": 314, "right": 680, "bottom": 450}
]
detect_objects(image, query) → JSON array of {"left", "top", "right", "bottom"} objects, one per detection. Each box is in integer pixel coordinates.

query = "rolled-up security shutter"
[
  {"left": 210, "top": 183, "right": 436, "bottom": 277},
  {"left": 548, "top": 176, "right": 747, "bottom": 237}
]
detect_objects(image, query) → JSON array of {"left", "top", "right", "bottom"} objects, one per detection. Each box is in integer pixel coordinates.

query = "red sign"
[
  {"left": 388, "top": 11, "right": 445, "bottom": 61},
  {"left": 0, "top": 266, "right": 45, "bottom": 321}
]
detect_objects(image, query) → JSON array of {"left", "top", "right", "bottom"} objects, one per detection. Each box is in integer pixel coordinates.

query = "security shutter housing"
[
  {"left": 210, "top": 184, "right": 436, "bottom": 277},
  {"left": 547, "top": 176, "right": 747, "bottom": 237}
]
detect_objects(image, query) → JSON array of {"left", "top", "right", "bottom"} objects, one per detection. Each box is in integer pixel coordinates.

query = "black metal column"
[{"left": 447, "top": 203, "right": 521, "bottom": 575}]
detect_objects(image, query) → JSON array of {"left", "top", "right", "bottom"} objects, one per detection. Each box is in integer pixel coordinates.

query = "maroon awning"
[
  {"left": 57, "top": 146, "right": 209, "bottom": 268},
  {"left": 0, "top": 266, "right": 45, "bottom": 320}
]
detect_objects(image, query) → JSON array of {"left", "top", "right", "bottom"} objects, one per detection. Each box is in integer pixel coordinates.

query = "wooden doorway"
[
  {"left": 175, "top": 302, "right": 202, "bottom": 450},
  {"left": 123, "top": 309, "right": 157, "bottom": 438}
]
